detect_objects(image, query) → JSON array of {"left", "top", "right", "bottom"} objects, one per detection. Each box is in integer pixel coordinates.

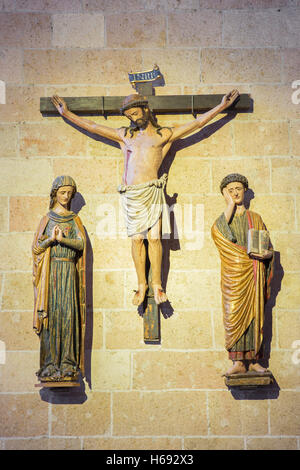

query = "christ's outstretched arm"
[
  {"left": 168, "top": 89, "right": 239, "bottom": 143},
  {"left": 51, "top": 95, "right": 123, "bottom": 143}
]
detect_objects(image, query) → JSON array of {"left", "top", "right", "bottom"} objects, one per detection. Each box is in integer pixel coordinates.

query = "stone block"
[
  {"left": 105, "top": 310, "right": 145, "bottom": 349},
  {"left": 270, "top": 391, "right": 300, "bottom": 435},
  {"left": 161, "top": 310, "right": 213, "bottom": 349},
  {"left": 0, "top": 351, "right": 38, "bottom": 392},
  {"left": 296, "top": 195, "right": 300, "bottom": 228},
  {"left": 24, "top": 49, "right": 143, "bottom": 85},
  {"left": 91, "top": 237, "right": 132, "bottom": 270},
  {"left": 0, "top": 233, "right": 33, "bottom": 271},
  {"left": 168, "top": 10, "right": 222, "bottom": 47},
  {"left": 201, "top": 48, "right": 281, "bottom": 84},
  {"left": 187, "top": 120, "right": 233, "bottom": 158},
  {"left": 250, "top": 84, "right": 300, "bottom": 121},
  {"left": 0, "top": 393, "right": 48, "bottom": 437},
  {"left": 0, "top": 85, "right": 46, "bottom": 123},
  {"left": 291, "top": 121, "right": 300, "bottom": 156},
  {"left": 0, "top": 158, "right": 53, "bottom": 196},
  {"left": 276, "top": 309, "right": 300, "bottom": 349},
  {"left": 113, "top": 391, "right": 207, "bottom": 436},
  {"left": 166, "top": 270, "right": 222, "bottom": 310},
  {"left": 272, "top": 233, "right": 300, "bottom": 271},
  {"left": 211, "top": 157, "right": 271, "bottom": 194},
  {"left": 269, "top": 350, "right": 300, "bottom": 390},
  {"left": 83, "top": 0, "right": 145, "bottom": 12},
  {"left": 275, "top": 272, "right": 300, "bottom": 309},
  {"left": 77, "top": 193, "right": 122, "bottom": 237},
  {"left": 51, "top": 391, "right": 111, "bottom": 436},
  {"left": 0, "top": 124, "right": 18, "bottom": 157},
  {"left": 0, "top": 48, "right": 23, "bottom": 85},
  {"left": 87, "top": 132, "right": 123, "bottom": 158},
  {"left": 15, "top": 0, "right": 82, "bottom": 11},
  {"left": 20, "top": 122, "right": 88, "bottom": 157},
  {"left": 250, "top": 195, "right": 295, "bottom": 231},
  {"left": 124, "top": 270, "right": 139, "bottom": 310},
  {"left": 52, "top": 14, "right": 105, "bottom": 49},
  {"left": 132, "top": 351, "right": 227, "bottom": 390},
  {"left": 199, "top": 0, "right": 288, "bottom": 7},
  {"left": 282, "top": 48, "right": 300, "bottom": 84},
  {"left": 106, "top": 12, "right": 166, "bottom": 48},
  {"left": 53, "top": 157, "right": 119, "bottom": 194},
  {"left": 166, "top": 158, "right": 211, "bottom": 194},
  {"left": 223, "top": 9, "right": 299, "bottom": 48},
  {"left": 0, "top": 1, "right": 15, "bottom": 11},
  {"left": 234, "top": 121, "right": 289, "bottom": 156},
  {"left": 91, "top": 350, "right": 131, "bottom": 390},
  {"left": 184, "top": 437, "right": 244, "bottom": 450},
  {"left": 5, "top": 437, "right": 82, "bottom": 450},
  {"left": 208, "top": 391, "right": 269, "bottom": 436},
  {"left": 142, "top": 49, "right": 200, "bottom": 85},
  {"left": 272, "top": 157, "right": 300, "bottom": 193},
  {"left": 9, "top": 196, "right": 49, "bottom": 233},
  {"left": 0, "top": 197, "right": 9, "bottom": 232},
  {"left": 93, "top": 271, "right": 124, "bottom": 309},
  {"left": 0, "top": 311, "right": 39, "bottom": 351},
  {"left": 191, "top": 194, "right": 227, "bottom": 231},
  {"left": 90, "top": 311, "right": 103, "bottom": 350},
  {"left": 0, "top": 13, "right": 51, "bottom": 48},
  {"left": 83, "top": 436, "right": 181, "bottom": 450},
  {"left": 246, "top": 437, "right": 298, "bottom": 450},
  {"left": 46, "top": 84, "right": 107, "bottom": 99},
  {"left": 211, "top": 309, "right": 225, "bottom": 350},
  {"left": 1, "top": 272, "right": 33, "bottom": 311}
]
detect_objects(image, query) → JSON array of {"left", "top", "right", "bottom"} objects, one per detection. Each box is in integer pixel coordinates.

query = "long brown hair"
[{"left": 122, "top": 106, "right": 172, "bottom": 138}]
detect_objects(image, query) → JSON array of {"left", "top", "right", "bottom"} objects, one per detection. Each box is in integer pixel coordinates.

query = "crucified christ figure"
[{"left": 52, "top": 90, "right": 239, "bottom": 306}]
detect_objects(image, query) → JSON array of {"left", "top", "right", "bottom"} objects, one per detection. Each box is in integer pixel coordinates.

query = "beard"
[{"left": 134, "top": 109, "right": 150, "bottom": 129}]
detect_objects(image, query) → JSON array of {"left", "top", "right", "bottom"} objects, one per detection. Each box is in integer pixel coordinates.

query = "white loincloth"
[{"left": 118, "top": 173, "right": 171, "bottom": 237}]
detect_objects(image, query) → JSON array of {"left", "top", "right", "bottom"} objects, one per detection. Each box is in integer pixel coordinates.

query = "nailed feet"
[
  {"left": 132, "top": 284, "right": 148, "bottom": 306},
  {"left": 153, "top": 284, "right": 168, "bottom": 305}
]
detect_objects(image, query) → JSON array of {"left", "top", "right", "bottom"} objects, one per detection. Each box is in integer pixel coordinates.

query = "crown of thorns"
[
  {"left": 120, "top": 94, "right": 149, "bottom": 114},
  {"left": 220, "top": 173, "right": 249, "bottom": 193}
]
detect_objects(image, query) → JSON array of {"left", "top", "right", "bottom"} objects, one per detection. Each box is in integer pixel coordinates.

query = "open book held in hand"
[{"left": 247, "top": 228, "right": 270, "bottom": 255}]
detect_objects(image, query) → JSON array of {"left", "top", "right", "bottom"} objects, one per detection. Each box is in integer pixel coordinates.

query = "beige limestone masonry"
[{"left": 0, "top": 1, "right": 300, "bottom": 451}]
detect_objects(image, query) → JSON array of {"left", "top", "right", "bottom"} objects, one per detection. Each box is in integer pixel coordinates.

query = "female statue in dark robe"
[{"left": 32, "top": 176, "right": 86, "bottom": 383}]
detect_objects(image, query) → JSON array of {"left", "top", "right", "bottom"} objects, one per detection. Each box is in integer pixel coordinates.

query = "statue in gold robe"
[
  {"left": 32, "top": 176, "right": 86, "bottom": 383},
  {"left": 211, "top": 174, "right": 274, "bottom": 375}
]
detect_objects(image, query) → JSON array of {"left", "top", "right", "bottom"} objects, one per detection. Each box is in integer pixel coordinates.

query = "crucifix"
[{"left": 40, "top": 65, "right": 251, "bottom": 345}]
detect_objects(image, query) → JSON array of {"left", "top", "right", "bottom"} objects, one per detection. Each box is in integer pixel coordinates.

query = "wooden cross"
[{"left": 40, "top": 67, "right": 251, "bottom": 345}]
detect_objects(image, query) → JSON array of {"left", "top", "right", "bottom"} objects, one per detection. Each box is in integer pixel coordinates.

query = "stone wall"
[{"left": 0, "top": 0, "right": 299, "bottom": 450}]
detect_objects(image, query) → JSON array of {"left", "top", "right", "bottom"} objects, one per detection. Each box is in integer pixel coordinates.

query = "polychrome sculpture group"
[{"left": 32, "top": 90, "right": 273, "bottom": 383}]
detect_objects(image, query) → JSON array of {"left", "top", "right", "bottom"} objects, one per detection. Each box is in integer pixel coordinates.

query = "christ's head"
[
  {"left": 123, "top": 105, "right": 150, "bottom": 130},
  {"left": 120, "top": 93, "right": 167, "bottom": 137}
]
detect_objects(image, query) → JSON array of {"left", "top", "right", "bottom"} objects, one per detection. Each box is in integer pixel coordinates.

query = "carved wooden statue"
[
  {"left": 211, "top": 174, "right": 274, "bottom": 378},
  {"left": 32, "top": 176, "right": 86, "bottom": 384},
  {"left": 51, "top": 90, "right": 239, "bottom": 308}
]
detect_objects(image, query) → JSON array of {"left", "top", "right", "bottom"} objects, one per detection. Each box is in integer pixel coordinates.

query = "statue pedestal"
[
  {"left": 224, "top": 370, "right": 273, "bottom": 389},
  {"left": 35, "top": 381, "right": 80, "bottom": 388}
]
